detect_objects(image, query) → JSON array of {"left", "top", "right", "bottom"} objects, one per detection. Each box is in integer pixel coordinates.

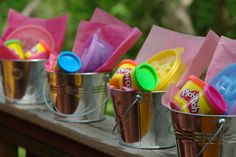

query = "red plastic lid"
[
  {"left": 39, "top": 40, "right": 51, "bottom": 55},
  {"left": 188, "top": 75, "right": 206, "bottom": 88},
  {"left": 204, "top": 84, "right": 227, "bottom": 114},
  {"left": 6, "top": 25, "right": 55, "bottom": 52},
  {"left": 117, "top": 59, "right": 137, "bottom": 68}
]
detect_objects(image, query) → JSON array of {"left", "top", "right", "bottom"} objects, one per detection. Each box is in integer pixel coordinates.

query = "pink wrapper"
[
  {"left": 136, "top": 26, "right": 219, "bottom": 107},
  {"left": 164, "top": 30, "right": 219, "bottom": 107},
  {"left": 177, "top": 30, "right": 219, "bottom": 87},
  {"left": 0, "top": 44, "right": 21, "bottom": 59},
  {"left": 205, "top": 36, "right": 236, "bottom": 82},
  {"left": 72, "top": 8, "right": 142, "bottom": 72},
  {"left": 136, "top": 26, "right": 219, "bottom": 88},
  {"left": 79, "top": 28, "right": 114, "bottom": 72},
  {"left": 1, "top": 9, "right": 67, "bottom": 52},
  {"left": 136, "top": 25, "right": 204, "bottom": 64},
  {"left": 44, "top": 51, "right": 58, "bottom": 72},
  {"left": 26, "top": 51, "right": 49, "bottom": 59},
  {"left": 162, "top": 84, "right": 179, "bottom": 107}
]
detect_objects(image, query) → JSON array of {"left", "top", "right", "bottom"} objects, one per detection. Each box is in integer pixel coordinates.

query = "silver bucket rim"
[
  {"left": 109, "top": 86, "right": 176, "bottom": 148},
  {"left": 168, "top": 102, "right": 236, "bottom": 157},
  {"left": 108, "top": 85, "right": 166, "bottom": 94},
  {"left": 45, "top": 72, "right": 110, "bottom": 119},
  {"left": 167, "top": 105, "right": 236, "bottom": 118},
  {"left": 46, "top": 71, "right": 109, "bottom": 76},
  {"left": 0, "top": 59, "right": 47, "bottom": 62},
  {"left": 0, "top": 59, "right": 47, "bottom": 105}
]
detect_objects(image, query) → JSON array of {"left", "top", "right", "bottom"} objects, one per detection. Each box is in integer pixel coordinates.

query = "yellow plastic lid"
[{"left": 147, "top": 47, "right": 185, "bottom": 90}]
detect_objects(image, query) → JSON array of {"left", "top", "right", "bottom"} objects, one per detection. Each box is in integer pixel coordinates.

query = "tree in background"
[{"left": 190, "top": 0, "right": 236, "bottom": 37}]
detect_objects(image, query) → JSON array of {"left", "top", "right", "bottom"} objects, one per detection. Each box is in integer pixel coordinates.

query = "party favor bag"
[
  {"left": 136, "top": 26, "right": 219, "bottom": 106},
  {"left": 205, "top": 36, "right": 236, "bottom": 82},
  {"left": 1, "top": 9, "right": 67, "bottom": 53},
  {"left": 72, "top": 8, "right": 142, "bottom": 72},
  {"left": 136, "top": 26, "right": 219, "bottom": 88}
]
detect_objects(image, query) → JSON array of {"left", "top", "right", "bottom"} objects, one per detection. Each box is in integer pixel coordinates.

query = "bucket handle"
[
  {"left": 195, "top": 118, "right": 226, "bottom": 157},
  {"left": 43, "top": 80, "right": 108, "bottom": 117},
  {"left": 1, "top": 92, "right": 44, "bottom": 104},
  {"left": 112, "top": 93, "right": 143, "bottom": 134}
]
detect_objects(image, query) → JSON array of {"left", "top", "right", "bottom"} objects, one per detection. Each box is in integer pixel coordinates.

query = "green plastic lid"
[
  {"left": 134, "top": 63, "right": 159, "bottom": 91},
  {"left": 4, "top": 39, "right": 22, "bottom": 46}
]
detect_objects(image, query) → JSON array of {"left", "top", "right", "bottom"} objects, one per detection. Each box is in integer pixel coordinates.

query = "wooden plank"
[
  {"left": 29, "top": 108, "right": 177, "bottom": 157},
  {"left": 26, "top": 108, "right": 177, "bottom": 157},
  {"left": 0, "top": 127, "right": 70, "bottom": 157},
  {"left": 0, "top": 104, "right": 177, "bottom": 157},
  {"left": 26, "top": 152, "right": 38, "bottom": 157},
  {"left": 0, "top": 139, "right": 18, "bottom": 157},
  {"left": 0, "top": 107, "right": 113, "bottom": 157}
]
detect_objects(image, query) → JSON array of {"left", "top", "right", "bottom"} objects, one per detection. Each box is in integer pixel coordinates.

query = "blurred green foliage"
[
  {"left": 1, "top": 0, "right": 236, "bottom": 58},
  {"left": 189, "top": 0, "right": 236, "bottom": 37},
  {"left": 0, "top": 0, "right": 164, "bottom": 60}
]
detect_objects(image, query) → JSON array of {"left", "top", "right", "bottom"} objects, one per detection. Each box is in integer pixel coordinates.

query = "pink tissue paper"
[
  {"left": 72, "top": 8, "right": 142, "bottom": 72},
  {"left": 205, "top": 36, "right": 236, "bottom": 82},
  {"left": 0, "top": 44, "right": 20, "bottom": 59},
  {"left": 136, "top": 25, "right": 219, "bottom": 107},
  {"left": 0, "top": 9, "right": 67, "bottom": 60}
]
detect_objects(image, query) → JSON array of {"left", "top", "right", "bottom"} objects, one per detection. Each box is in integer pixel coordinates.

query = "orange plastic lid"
[
  {"left": 117, "top": 59, "right": 137, "bottom": 68},
  {"left": 188, "top": 75, "right": 206, "bottom": 88}
]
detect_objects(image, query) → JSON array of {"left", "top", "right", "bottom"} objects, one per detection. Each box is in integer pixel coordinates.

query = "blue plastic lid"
[
  {"left": 209, "top": 63, "right": 236, "bottom": 110},
  {"left": 58, "top": 51, "right": 82, "bottom": 73}
]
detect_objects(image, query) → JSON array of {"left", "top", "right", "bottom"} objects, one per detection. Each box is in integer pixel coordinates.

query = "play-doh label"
[
  {"left": 187, "top": 95, "right": 200, "bottom": 113},
  {"left": 122, "top": 72, "right": 132, "bottom": 88},
  {"left": 180, "top": 88, "right": 200, "bottom": 113},
  {"left": 116, "top": 68, "right": 132, "bottom": 74}
]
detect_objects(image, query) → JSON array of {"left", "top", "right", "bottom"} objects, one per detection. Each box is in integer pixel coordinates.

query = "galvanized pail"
[
  {"left": 110, "top": 87, "right": 175, "bottom": 149},
  {"left": 0, "top": 59, "right": 47, "bottom": 105},
  {"left": 45, "top": 72, "right": 110, "bottom": 123},
  {"left": 170, "top": 107, "right": 236, "bottom": 157}
]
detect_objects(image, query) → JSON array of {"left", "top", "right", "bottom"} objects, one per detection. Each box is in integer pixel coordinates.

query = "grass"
[
  {"left": 18, "top": 147, "right": 26, "bottom": 157},
  {"left": 105, "top": 98, "right": 115, "bottom": 117}
]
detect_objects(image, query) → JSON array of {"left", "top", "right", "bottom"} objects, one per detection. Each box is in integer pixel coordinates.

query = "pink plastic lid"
[
  {"left": 203, "top": 84, "right": 227, "bottom": 114},
  {"left": 6, "top": 25, "right": 55, "bottom": 52}
]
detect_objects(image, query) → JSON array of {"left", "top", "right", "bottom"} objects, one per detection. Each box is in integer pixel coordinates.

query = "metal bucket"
[
  {"left": 0, "top": 59, "right": 47, "bottom": 105},
  {"left": 170, "top": 108, "right": 236, "bottom": 157},
  {"left": 110, "top": 87, "right": 175, "bottom": 149},
  {"left": 45, "top": 72, "right": 110, "bottom": 123}
]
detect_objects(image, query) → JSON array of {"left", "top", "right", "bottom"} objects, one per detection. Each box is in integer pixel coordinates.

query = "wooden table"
[{"left": 0, "top": 104, "right": 177, "bottom": 157}]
